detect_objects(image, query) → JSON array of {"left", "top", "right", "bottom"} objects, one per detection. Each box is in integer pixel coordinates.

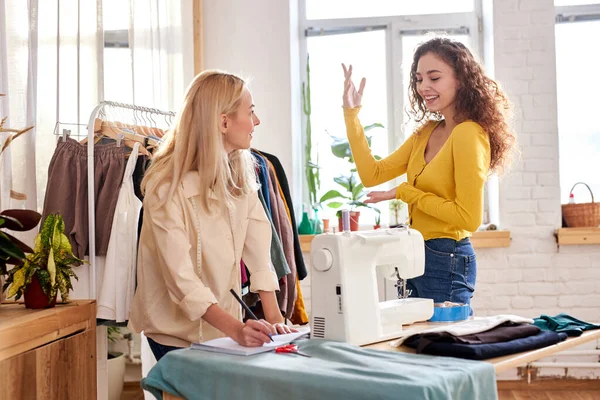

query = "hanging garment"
[
  {"left": 252, "top": 151, "right": 271, "bottom": 215},
  {"left": 41, "top": 137, "right": 126, "bottom": 258},
  {"left": 97, "top": 143, "right": 143, "bottom": 322},
  {"left": 259, "top": 151, "right": 307, "bottom": 280}
]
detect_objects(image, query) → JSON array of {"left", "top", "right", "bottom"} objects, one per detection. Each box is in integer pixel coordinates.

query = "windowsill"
[
  {"left": 299, "top": 230, "right": 511, "bottom": 252},
  {"left": 555, "top": 227, "right": 600, "bottom": 245}
]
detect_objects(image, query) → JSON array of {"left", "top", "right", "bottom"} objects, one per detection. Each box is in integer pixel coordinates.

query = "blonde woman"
[{"left": 129, "top": 71, "right": 294, "bottom": 361}]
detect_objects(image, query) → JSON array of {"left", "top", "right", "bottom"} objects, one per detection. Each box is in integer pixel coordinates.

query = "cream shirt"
[{"left": 128, "top": 171, "right": 279, "bottom": 348}]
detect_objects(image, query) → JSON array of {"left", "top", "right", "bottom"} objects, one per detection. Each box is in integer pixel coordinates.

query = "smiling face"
[
  {"left": 415, "top": 52, "right": 459, "bottom": 116},
  {"left": 221, "top": 89, "right": 261, "bottom": 153}
]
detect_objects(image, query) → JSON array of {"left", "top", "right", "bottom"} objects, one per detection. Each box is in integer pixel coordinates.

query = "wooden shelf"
[
  {"left": 556, "top": 227, "right": 600, "bottom": 245},
  {"left": 299, "top": 230, "right": 511, "bottom": 253}
]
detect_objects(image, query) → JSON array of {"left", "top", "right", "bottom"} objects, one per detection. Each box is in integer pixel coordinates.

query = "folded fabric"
[
  {"left": 404, "top": 330, "right": 567, "bottom": 360},
  {"left": 533, "top": 313, "right": 600, "bottom": 337},
  {"left": 390, "top": 315, "right": 534, "bottom": 347},
  {"left": 411, "top": 322, "right": 541, "bottom": 352},
  {"left": 142, "top": 339, "right": 498, "bottom": 400}
]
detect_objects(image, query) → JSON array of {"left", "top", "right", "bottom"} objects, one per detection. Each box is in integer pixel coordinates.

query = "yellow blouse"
[{"left": 343, "top": 107, "right": 490, "bottom": 241}]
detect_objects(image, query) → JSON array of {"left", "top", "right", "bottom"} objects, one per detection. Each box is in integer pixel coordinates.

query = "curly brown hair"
[{"left": 408, "top": 37, "right": 516, "bottom": 173}]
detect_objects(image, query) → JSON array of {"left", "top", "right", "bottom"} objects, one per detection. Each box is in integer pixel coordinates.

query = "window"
[
  {"left": 305, "top": 0, "right": 475, "bottom": 20},
  {"left": 103, "top": 0, "right": 133, "bottom": 103},
  {"left": 555, "top": 3, "right": 600, "bottom": 204},
  {"left": 300, "top": 1, "right": 481, "bottom": 228}
]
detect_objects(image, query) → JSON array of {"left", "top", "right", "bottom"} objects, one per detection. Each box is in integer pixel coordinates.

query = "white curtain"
[
  {"left": 0, "top": 0, "right": 38, "bottom": 250},
  {"left": 131, "top": 0, "right": 194, "bottom": 111}
]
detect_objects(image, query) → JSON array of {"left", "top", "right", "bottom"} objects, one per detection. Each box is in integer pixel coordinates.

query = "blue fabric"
[
  {"left": 147, "top": 337, "right": 182, "bottom": 362},
  {"left": 407, "top": 237, "right": 476, "bottom": 311},
  {"left": 252, "top": 152, "right": 271, "bottom": 215},
  {"left": 141, "top": 339, "right": 498, "bottom": 400},
  {"left": 405, "top": 330, "right": 568, "bottom": 360},
  {"left": 533, "top": 313, "right": 600, "bottom": 337}
]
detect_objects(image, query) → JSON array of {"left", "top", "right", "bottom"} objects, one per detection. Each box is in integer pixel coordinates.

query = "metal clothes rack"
[{"left": 85, "top": 100, "right": 175, "bottom": 299}]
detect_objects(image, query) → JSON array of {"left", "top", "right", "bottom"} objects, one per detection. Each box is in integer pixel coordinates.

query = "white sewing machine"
[{"left": 310, "top": 227, "right": 434, "bottom": 346}]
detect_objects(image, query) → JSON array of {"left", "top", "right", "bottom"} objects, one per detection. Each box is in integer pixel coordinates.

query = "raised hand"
[
  {"left": 364, "top": 188, "right": 396, "bottom": 204},
  {"left": 342, "top": 63, "right": 366, "bottom": 109}
]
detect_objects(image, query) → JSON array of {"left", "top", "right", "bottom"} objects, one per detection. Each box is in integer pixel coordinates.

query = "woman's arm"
[{"left": 342, "top": 64, "right": 415, "bottom": 187}]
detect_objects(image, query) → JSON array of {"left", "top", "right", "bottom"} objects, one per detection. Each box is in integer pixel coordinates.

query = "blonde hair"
[{"left": 141, "top": 70, "right": 258, "bottom": 214}]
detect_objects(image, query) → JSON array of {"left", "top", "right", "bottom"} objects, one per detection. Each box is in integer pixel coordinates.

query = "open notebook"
[{"left": 190, "top": 327, "right": 311, "bottom": 356}]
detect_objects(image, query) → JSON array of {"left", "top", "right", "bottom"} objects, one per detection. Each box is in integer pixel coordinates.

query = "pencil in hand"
[{"left": 230, "top": 289, "right": 274, "bottom": 342}]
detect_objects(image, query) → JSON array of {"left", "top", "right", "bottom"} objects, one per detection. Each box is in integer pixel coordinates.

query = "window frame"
[{"left": 297, "top": 1, "right": 483, "bottom": 227}]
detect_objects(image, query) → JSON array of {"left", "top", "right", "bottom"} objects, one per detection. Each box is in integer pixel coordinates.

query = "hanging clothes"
[
  {"left": 97, "top": 143, "right": 143, "bottom": 322},
  {"left": 252, "top": 152, "right": 271, "bottom": 215},
  {"left": 41, "top": 137, "right": 126, "bottom": 259},
  {"left": 259, "top": 151, "right": 307, "bottom": 281},
  {"left": 256, "top": 150, "right": 309, "bottom": 324}
]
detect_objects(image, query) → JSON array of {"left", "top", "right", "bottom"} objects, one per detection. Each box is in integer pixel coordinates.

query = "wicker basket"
[{"left": 561, "top": 182, "right": 600, "bottom": 228}]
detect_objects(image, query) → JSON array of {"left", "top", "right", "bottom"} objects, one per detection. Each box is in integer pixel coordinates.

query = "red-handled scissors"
[{"left": 275, "top": 343, "right": 311, "bottom": 357}]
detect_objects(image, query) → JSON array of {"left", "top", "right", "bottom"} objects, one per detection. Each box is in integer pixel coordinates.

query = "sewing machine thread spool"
[{"left": 341, "top": 210, "right": 350, "bottom": 232}]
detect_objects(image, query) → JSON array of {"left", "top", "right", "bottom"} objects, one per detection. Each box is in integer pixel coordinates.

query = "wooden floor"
[{"left": 121, "top": 382, "right": 600, "bottom": 400}]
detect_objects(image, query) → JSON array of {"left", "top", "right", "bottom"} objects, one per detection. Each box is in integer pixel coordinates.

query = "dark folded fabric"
[
  {"left": 405, "top": 330, "right": 568, "bottom": 360},
  {"left": 413, "top": 322, "right": 541, "bottom": 348},
  {"left": 534, "top": 313, "right": 600, "bottom": 337}
]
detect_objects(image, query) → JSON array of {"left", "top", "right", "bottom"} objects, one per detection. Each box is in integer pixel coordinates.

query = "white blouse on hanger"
[{"left": 97, "top": 142, "right": 143, "bottom": 322}]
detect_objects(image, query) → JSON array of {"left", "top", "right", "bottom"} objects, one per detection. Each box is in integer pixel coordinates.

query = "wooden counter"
[
  {"left": 0, "top": 300, "right": 97, "bottom": 400},
  {"left": 300, "top": 230, "right": 511, "bottom": 253}
]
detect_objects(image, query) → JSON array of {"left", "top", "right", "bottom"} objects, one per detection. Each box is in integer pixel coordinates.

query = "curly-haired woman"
[{"left": 341, "top": 37, "right": 516, "bottom": 311}]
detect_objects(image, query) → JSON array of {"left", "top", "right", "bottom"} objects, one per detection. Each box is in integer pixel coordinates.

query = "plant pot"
[
  {"left": 337, "top": 211, "right": 360, "bottom": 232},
  {"left": 373, "top": 225, "right": 381, "bottom": 230},
  {"left": 24, "top": 274, "right": 57, "bottom": 309},
  {"left": 108, "top": 352, "right": 126, "bottom": 400}
]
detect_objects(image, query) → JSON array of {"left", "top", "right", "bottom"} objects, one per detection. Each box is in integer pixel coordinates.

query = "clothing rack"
[{"left": 85, "top": 101, "right": 175, "bottom": 299}]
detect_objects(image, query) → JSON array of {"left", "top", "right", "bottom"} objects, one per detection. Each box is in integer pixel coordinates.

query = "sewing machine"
[{"left": 310, "top": 227, "right": 434, "bottom": 346}]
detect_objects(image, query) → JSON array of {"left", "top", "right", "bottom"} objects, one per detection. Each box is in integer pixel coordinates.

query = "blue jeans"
[
  {"left": 147, "top": 337, "right": 182, "bottom": 362},
  {"left": 406, "top": 238, "right": 477, "bottom": 309}
]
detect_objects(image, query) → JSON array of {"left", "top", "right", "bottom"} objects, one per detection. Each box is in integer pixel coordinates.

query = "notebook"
[{"left": 190, "top": 327, "right": 310, "bottom": 356}]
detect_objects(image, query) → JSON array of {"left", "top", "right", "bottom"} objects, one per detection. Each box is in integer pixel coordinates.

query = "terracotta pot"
[
  {"left": 24, "top": 274, "right": 57, "bottom": 309},
  {"left": 337, "top": 211, "right": 360, "bottom": 232},
  {"left": 373, "top": 225, "right": 381, "bottom": 230}
]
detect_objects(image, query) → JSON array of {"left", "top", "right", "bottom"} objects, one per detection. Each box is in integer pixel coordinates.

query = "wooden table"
[
  {"left": 0, "top": 300, "right": 97, "bottom": 400},
  {"left": 161, "top": 321, "right": 600, "bottom": 400}
]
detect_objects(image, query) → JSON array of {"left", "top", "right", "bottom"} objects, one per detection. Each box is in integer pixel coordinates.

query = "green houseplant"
[
  {"left": 319, "top": 124, "right": 383, "bottom": 231},
  {"left": 0, "top": 209, "right": 42, "bottom": 303},
  {"left": 3, "top": 213, "right": 82, "bottom": 308}
]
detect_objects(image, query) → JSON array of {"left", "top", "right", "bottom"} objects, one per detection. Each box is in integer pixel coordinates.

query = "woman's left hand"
[{"left": 273, "top": 323, "right": 298, "bottom": 335}]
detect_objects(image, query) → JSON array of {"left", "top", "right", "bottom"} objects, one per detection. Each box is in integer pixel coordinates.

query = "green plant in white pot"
[{"left": 319, "top": 123, "right": 383, "bottom": 231}]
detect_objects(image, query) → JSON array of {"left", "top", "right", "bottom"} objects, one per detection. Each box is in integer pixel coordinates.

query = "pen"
[{"left": 230, "top": 289, "right": 274, "bottom": 342}]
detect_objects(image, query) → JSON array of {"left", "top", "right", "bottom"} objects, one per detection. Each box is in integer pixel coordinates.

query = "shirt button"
[{"left": 226, "top": 235, "right": 231, "bottom": 240}]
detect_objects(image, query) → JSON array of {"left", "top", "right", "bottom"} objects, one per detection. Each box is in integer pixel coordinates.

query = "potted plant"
[
  {"left": 0, "top": 209, "right": 42, "bottom": 303},
  {"left": 373, "top": 212, "right": 381, "bottom": 230},
  {"left": 107, "top": 327, "right": 127, "bottom": 400},
  {"left": 319, "top": 123, "right": 384, "bottom": 231},
  {"left": 389, "top": 199, "right": 406, "bottom": 227},
  {"left": 3, "top": 213, "right": 82, "bottom": 308}
]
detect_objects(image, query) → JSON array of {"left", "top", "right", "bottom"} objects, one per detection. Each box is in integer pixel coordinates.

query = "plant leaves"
[
  {"left": 326, "top": 202, "right": 344, "bottom": 209},
  {"left": 0, "top": 232, "right": 26, "bottom": 260},
  {"left": 319, "top": 189, "right": 348, "bottom": 203},
  {"left": 363, "top": 123, "right": 384, "bottom": 132},
  {"left": 7, "top": 267, "right": 26, "bottom": 298},
  {"left": 0, "top": 209, "right": 41, "bottom": 231},
  {"left": 47, "top": 247, "right": 56, "bottom": 285},
  {"left": 333, "top": 176, "right": 351, "bottom": 191},
  {"left": 352, "top": 183, "right": 365, "bottom": 200},
  {"left": 3, "top": 232, "right": 34, "bottom": 253}
]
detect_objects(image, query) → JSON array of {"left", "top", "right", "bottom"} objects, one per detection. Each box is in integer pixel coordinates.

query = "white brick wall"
[{"left": 300, "top": 0, "right": 600, "bottom": 379}]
